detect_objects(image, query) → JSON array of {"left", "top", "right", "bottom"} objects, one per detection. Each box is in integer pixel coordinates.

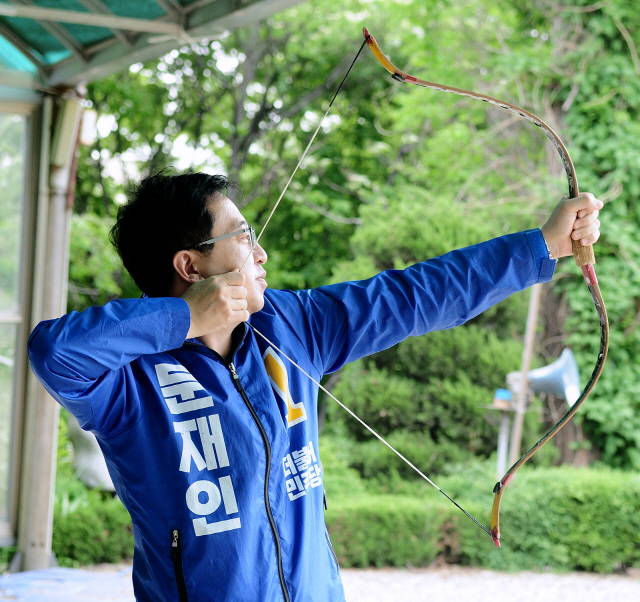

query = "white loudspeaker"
[{"left": 507, "top": 348, "right": 580, "bottom": 407}]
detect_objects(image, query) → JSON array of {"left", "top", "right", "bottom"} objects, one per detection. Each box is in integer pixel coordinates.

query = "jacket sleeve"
[
  {"left": 264, "top": 229, "right": 556, "bottom": 375},
  {"left": 28, "top": 296, "right": 191, "bottom": 436}
]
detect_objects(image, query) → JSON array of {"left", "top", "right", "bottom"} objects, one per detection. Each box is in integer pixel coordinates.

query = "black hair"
[{"left": 110, "top": 171, "right": 234, "bottom": 297}]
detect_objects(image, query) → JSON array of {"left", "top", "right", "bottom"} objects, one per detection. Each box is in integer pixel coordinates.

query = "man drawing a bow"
[{"left": 29, "top": 171, "right": 601, "bottom": 601}]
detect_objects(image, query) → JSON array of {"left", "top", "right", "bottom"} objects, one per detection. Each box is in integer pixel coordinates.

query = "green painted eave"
[{"left": 0, "top": 0, "right": 305, "bottom": 93}]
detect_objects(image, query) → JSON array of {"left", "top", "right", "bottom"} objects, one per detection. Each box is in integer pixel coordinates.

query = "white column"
[{"left": 17, "top": 95, "right": 80, "bottom": 571}]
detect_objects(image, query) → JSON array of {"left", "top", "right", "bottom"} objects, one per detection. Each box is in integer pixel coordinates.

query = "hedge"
[
  {"left": 324, "top": 495, "right": 442, "bottom": 567},
  {"left": 14, "top": 458, "right": 640, "bottom": 572},
  {"left": 52, "top": 491, "right": 134, "bottom": 567},
  {"left": 325, "top": 466, "right": 640, "bottom": 573},
  {"left": 50, "top": 414, "right": 135, "bottom": 567}
]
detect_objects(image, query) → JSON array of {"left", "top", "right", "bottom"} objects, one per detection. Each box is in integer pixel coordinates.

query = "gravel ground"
[
  {"left": 341, "top": 566, "right": 640, "bottom": 602},
  {"left": 2, "top": 564, "right": 639, "bottom": 601}
]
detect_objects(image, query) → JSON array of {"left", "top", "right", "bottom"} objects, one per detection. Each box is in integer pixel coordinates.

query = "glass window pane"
[
  {"left": 0, "top": 111, "right": 25, "bottom": 532},
  {"left": 0, "top": 323, "right": 16, "bottom": 522},
  {"left": 0, "top": 114, "right": 25, "bottom": 314}
]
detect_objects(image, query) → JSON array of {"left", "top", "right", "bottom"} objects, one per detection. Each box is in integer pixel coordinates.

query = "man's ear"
[{"left": 172, "top": 250, "right": 203, "bottom": 285}]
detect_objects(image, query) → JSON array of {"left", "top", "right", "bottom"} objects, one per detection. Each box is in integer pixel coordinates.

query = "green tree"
[
  {"left": 67, "top": 0, "right": 640, "bottom": 475},
  {"left": 499, "top": 0, "right": 640, "bottom": 468},
  {"left": 71, "top": 0, "right": 398, "bottom": 302},
  {"left": 327, "top": 0, "right": 640, "bottom": 478}
]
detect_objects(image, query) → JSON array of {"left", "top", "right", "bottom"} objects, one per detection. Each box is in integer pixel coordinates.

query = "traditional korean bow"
[
  {"left": 363, "top": 27, "right": 609, "bottom": 547},
  {"left": 245, "top": 28, "right": 609, "bottom": 548}
]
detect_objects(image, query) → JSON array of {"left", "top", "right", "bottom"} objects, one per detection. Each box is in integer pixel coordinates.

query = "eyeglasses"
[{"left": 196, "top": 225, "right": 256, "bottom": 248}]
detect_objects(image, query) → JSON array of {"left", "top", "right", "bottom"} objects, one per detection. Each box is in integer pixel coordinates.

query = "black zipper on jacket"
[
  {"left": 229, "top": 362, "right": 291, "bottom": 602},
  {"left": 324, "top": 528, "right": 340, "bottom": 569},
  {"left": 323, "top": 492, "right": 339, "bottom": 568},
  {"left": 171, "top": 529, "right": 189, "bottom": 602}
]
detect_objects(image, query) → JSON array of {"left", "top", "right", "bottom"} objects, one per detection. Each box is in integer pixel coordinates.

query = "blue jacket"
[{"left": 28, "top": 230, "right": 555, "bottom": 602}]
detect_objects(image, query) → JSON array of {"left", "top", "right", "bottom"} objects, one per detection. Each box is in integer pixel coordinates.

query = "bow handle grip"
[{"left": 572, "top": 238, "right": 595, "bottom": 267}]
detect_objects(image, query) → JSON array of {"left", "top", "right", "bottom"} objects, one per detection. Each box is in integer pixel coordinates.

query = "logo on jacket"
[
  {"left": 283, "top": 441, "right": 323, "bottom": 501},
  {"left": 155, "top": 362, "right": 241, "bottom": 537},
  {"left": 263, "top": 348, "right": 308, "bottom": 427}
]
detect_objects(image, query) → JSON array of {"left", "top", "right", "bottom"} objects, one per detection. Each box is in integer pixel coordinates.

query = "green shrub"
[
  {"left": 327, "top": 324, "right": 537, "bottom": 478},
  {"left": 455, "top": 467, "right": 640, "bottom": 572},
  {"left": 346, "top": 430, "right": 469, "bottom": 481},
  {"left": 317, "top": 435, "right": 368, "bottom": 498},
  {"left": 325, "top": 495, "right": 442, "bottom": 567},
  {"left": 52, "top": 492, "right": 134, "bottom": 567},
  {"left": 0, "top": 546, "right": 16, "bottom": 572},
  {"left": 324, "top": 463, "right": 640, "bottom": 573},
  {"left": 52, "top": 411, "right": 134, "bottom": 567}
]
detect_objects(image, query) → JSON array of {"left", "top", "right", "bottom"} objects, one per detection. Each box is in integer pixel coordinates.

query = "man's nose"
[{"left": 254, "top": 242, "right": 267, "bottom": 264}]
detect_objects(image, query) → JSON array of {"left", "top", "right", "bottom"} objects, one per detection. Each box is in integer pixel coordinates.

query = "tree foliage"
[{"left": 68, "top": 0, "right": 640, "bottom": 475}]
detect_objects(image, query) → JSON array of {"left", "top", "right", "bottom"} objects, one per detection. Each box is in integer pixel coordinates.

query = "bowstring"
[
  {"left": 239, "top": 36, "right": 368, "bottom": 271},
  {"left": 248, "top": 323, "right": 492, "bottom": 537},
  {"left": 238, "top": 34, "right": 492, "bottom": 538}
]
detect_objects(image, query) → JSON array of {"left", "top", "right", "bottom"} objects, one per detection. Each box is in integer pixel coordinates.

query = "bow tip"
[
  {"left": 363, "top": 27, "right": 370, "bottom": 40},
  {"left": 491, "top": 527, "right": 501, "bottom": 548}
]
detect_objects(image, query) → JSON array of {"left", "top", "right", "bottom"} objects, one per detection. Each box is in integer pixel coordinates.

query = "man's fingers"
[
  {"left": 183, "top": 270, "right": 252, "bottom": 338},
  {"left": 229, "top": 285, "right": 248, "bottom": 299},
  {"left": 541, "top": 190, "right": 604, "bottom": 259},
  {"left": 222, "top": 270, "right": 246, "bottom": 286},
  {"left": 230, "top": 298, "right": 248, "bottom": 312},
  {"left": 565, "top": 192, "right": 603, "bottom": 214},
  {"left": 574, "top": 209, "right": 599, "bottom": 229},
  {"left": 201, "top": 272, "right": 247, "bottom": 297},
  {"left": 572, "top": 219, "right": 601, "bottom": 243},
  {"left": 576, "top": 229, "right": 601, "bottom": 246}
]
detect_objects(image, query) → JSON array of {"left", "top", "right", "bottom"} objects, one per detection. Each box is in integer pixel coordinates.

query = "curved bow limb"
[
  {"left": 491, "top": 265, "right": 608, "bottom": 546},
  {"left": 363, "top": 27, "right": 610, "bottom": 547}
]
